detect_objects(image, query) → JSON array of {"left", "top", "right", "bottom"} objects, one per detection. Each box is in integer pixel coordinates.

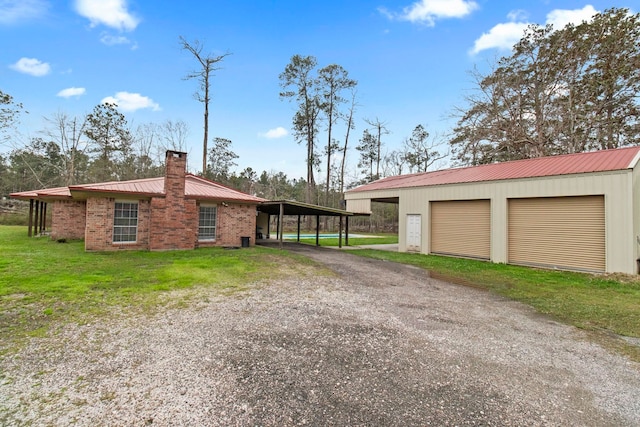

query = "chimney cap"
[{"left": 166, "top": 150, "right": 187, "bottom": 158}]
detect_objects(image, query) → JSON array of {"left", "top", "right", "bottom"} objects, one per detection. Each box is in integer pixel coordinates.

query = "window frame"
[
  {"left": 113, "top": 200, "right": 139, "bottom": 244},
  {"left": 198, "top": 204, "right": 217, "bottom": 242}
]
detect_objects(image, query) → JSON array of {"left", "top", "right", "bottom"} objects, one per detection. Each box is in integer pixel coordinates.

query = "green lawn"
[
  {"left": 291, "top": 233, "right": 398, "bottom": 247},
  {"left": 2, "top": 225, "right": 639, "bottom": 362},
  {"left": 0, "top": 226, "right": 319, "bottom": 351}
]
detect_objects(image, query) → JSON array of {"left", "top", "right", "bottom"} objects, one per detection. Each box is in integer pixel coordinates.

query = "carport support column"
[
  {"left": 315, "top": 215, "right": 320, "bottom": 246},
  {"left": 345, "top": 216, "right": 349, "bottom": 246},
  {"left": 28, "top": 199, "right": 34, "bottom": 237},
  {"left": 266, "top": 214, "right": 270, "bottom": 239},
  {"left": 339, "top": 215, "right": 343, "bottom": 248},
  {"left": 279, "top": 202, "right": 284, "bottom": 249},
  {"left": 297, "top": 215, "right": 301, "bottom": 242},
  {"left": 34, "top": 200, "right": 40, "bottom": 235},
  {"left": 42, "top": 202, "right": 47, "bottom": 233}
]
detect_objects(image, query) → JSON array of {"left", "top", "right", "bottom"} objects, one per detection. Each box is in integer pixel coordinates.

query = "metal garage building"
[{"left": 344, "top": 146, "right": 640, "bottom": 274}]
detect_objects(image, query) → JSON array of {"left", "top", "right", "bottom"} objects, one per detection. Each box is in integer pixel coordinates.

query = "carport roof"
[
  {"left": 348, "top": 146, "right": 640, "bottom": 193},
  {"left": 258, "top": 200, "right": 365, "bottom": 217}
]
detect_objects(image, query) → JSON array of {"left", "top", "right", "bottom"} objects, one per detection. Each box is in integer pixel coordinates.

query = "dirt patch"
[{"left": 1, "top": 243, "right": 639, "bottom": 426}]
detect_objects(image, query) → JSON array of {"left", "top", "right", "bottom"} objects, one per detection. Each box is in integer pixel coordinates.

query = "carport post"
[
  {"left": 297, "top": 215, "right": 301, "bottom": 242},
  {"left": 28, "top": 199, "right": 34, "bottom": 237},
  {"left": 34, "top": 201, "right": 40, "bottom": 235},
  {"left": 338, "top": 215, "right": 343, "bottom": 248},
  {"left": 345, "top": 216, "right": 349, "bottom": 246},
  {"left": 279, "top": 202, "right": 284, "bottom": 249},
  {"left": 266, "top": 214, "right": 270, "bottom": 239},
  {"left": 315, "top": 215, "right": 320, "bottom": 246},
  {"left": 42, "top": 202, "right": 47, "bottom": 233}
]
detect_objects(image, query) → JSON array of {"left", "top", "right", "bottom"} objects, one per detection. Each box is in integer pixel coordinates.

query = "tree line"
[
  {"left": 3, "top": 7, "right": 640, "bottom": 218},
  {"left": 0, "top": 98, "right": 313, "bottom": 202},
  {"left": 450, "top": 8, "right": 640, "bottom": 165}
]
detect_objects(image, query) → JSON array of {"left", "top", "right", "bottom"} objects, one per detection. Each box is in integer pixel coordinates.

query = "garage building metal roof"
[{"left": 348, "top": 146, "right": 640, "bottom": 193}]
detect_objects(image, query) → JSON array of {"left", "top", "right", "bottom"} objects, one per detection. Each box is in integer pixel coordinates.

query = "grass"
[
  {"left": 2, "top": 224, "right": 639, "bottom": 362},
  {"left": 291, "top": 233, "right": 398, "bottom": 247},
  {"left": 0, "top": 225, "right": 320, "bottom": 352}
]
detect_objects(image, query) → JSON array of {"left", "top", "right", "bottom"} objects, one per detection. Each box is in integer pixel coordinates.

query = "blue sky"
[{"left": 2, "top": 0, "right": 638, "bottom": 181}]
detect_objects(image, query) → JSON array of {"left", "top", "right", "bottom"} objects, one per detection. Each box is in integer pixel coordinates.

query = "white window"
[
  {"left": 199, "top": 205, "right": 217, "bottom": 241},
  {"left": 113, "top": 201, "right": 138, "bottom": 243}
]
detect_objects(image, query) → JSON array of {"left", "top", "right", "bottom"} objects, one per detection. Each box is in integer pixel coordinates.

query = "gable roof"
[
  {"left": 348, "top": 146, "right": 640, "bottom": 193},
  {"left": 10, "top": 174, "right": 265, "bottom": 203}
]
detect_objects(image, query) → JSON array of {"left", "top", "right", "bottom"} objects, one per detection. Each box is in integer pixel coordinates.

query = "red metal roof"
[
  {"left": 11, "top": 175, "right": 265, "bottom": 204},
  {"left": 349, "top": 146, "right": 640, "bottom": 193},
  {"left": 10, "top": 186, "right": 72, "bottom": 200},
  {"left": 184, "top": 174, "right": 265, "bottom": 202},
  {"left": 69, "top": 177, "right": 165, "bottom": 196}
]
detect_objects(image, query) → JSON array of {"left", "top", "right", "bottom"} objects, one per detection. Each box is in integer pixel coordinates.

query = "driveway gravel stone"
[{"left": 1, "top": 243, "right": 639, "bottom": 426}]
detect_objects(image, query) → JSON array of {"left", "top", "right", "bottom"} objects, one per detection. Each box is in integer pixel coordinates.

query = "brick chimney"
[
  {"left": 149, "top": 150, "right": 196, "bottom": 250},
  {"left": 164, "top": 150, "right": 187, "bottom": 197}
]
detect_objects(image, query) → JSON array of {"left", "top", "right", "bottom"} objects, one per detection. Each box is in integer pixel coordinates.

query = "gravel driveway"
[{"left": 1, "top": 243, "right": 639, "bottom": 426}]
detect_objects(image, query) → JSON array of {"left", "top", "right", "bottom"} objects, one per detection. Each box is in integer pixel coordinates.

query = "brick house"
[{"left": 10, "top": 151, "right": 265, "bottom": 251}]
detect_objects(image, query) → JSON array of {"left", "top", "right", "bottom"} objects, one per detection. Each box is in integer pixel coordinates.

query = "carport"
[{"left": 257, "top": 200, "right": 366, "bottom": 248}]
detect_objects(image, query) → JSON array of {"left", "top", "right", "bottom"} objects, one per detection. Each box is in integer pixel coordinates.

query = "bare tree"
[
  {"left": 403, "top": 125, "right": 448, "bottom": 173},
  {"left": 0, "top": 90, "right": 23, "bottom": 148},
  {"left": 133, "top": 123, "right": 165, "bottom": 178},
  {"left": 383, "top": 149, "right": 407, "bottom": 177},
  {"left": 180, "top": 36, "right": 231, "bottom": 174},
  {"left": 42, "top": 111, "right": 88, "bottom": 185},
  {"left": 339, "top": 89, "right": 358, "bottom": 196},
  {"left": 364, "top": 117, "right": 389, "bottom": 180},
  {"left": 160, "top": 119, "right": 190, "bottom": 152}
]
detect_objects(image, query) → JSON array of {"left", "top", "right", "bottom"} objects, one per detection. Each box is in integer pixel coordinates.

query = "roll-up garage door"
[
  {"left": 508, "top": 196, "right": 605, "bottom": 272},
  {"left": 430, "top": 200, "right": 490, "bottom": 259}
]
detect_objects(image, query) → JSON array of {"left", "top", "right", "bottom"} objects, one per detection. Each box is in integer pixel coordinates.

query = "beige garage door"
[
  {"left": 431, "top": 200, "right": 490, "bottom": 259},
  {"left": 508, "top": 196, "right": 605, "bottom": 272}
]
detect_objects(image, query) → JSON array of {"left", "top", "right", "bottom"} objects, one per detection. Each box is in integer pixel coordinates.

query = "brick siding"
[
  {"left": 56, "top": 150, "right": 258, "bottom": 251},
  {"left": 50, "top": 200, "right": 86, "bottom": 240},
  {"left": 198, "top": 202, "right": 256, "bottom": 247},
  {"left": 85, "top": 198, "right": 151, "bottom": 251}
]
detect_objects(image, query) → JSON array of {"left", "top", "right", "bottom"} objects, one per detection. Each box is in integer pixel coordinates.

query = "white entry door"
[{"left": 406, "top": 214, "right": 421, "bottom": 252}]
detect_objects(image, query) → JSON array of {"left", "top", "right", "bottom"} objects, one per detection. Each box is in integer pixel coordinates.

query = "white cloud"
[
  {"left": 0, "top": 0, "right": 49, "bottom": 25},
  {"left": 74, "top": 0, "right": 139, "bottom": 31},
  {"left": 384, "top": 0, "right": 478, "bottom": 25},
  {"left": 471, "top": 5, "right": 599, "bottom": 55},
  {"left": 507, "top": 10, "right": 528, "bottom": 22},
  {"left": 470, "top": 22, "right": 529, "bottom": 54},
  {"left": 259, "top": 127, "right": 288, "bottom": 139},
  {"left": 100, "top": 34, "right": 130, "bottom": 45},
  {"left": 57, "top": 87, "right": 86, "bottom": 98},
  {"left": 546, "top": 5, "right": 597, "bottom": 30},
  {"left": 101, "top": 92, "right": 160, "bottom": 112},
  {"left": 10, "top": 57, "right": 51, "bottom": 76}
]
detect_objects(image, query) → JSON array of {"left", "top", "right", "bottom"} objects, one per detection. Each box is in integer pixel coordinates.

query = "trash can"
[{"left": 241, "top": 236, "right": 250, "bottom": 248}]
